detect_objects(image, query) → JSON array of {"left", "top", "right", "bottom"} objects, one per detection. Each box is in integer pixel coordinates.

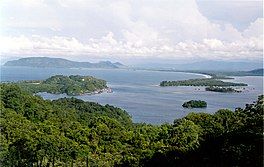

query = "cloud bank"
[{"left": 0, "top": 0, "right": 263, "bottom": 61}]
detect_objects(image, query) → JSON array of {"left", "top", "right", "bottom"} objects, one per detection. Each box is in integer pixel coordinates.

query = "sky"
[{"left": 0, "top": 0, "right": 263, "bottom": 64}]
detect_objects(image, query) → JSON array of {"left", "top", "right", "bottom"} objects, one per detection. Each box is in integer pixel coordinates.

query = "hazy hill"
[
  {"left": 219, "top": 68, "right": 264, "bottom": 76},
  {"left": 180, "top": 61, "right": 263, "bottom": 71},
  {"left": 4, "top": 57, "right": 126, "bottom": 69},
  {"left": 137, "top": 60, "right": 263, "bottom": 71},
  {"left": 248, "top": 68, "right": 264, "bottom": 75}
]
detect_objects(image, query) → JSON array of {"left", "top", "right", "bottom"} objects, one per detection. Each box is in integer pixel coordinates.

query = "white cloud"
[
  {"left": 1, "top": 31, "right": 262, "bottom": 61},
  {"left": 0, "top": 0, "right": 263, "bottom": 61},
  {"left": 243, "top": 18, "right": 263, "bottom": 38}
]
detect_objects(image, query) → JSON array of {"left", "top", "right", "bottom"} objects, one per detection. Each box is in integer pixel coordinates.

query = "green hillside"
[
  {"left": 160, "top": 78, "right": 247, "bottom": 87},
  {"left": 17, "top": 75, "right": 108, "bottom": 96},
  {"left": 0, "top": 84, "right": 263, "bottom": 166}
]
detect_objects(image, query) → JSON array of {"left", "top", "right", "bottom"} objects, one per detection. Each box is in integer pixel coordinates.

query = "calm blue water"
[{"left": 1, "top": 66, "right": 263, "bottom": 124}]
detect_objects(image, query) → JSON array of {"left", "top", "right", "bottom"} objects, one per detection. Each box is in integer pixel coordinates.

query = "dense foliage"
[
  {"left": 205, "top": 86, "right": 241, "bottom": 93},
  {"left": 17, "top": 75, "right": 108, "bottom": 96},
  {"left": 160, "top": 78, "right": 247, "bottom": 87},
  {"left": 182, "top": 100, "right": 207, "bottom": 108},
  {"left": 0, "top": 84, "right": 263, "bottom": 167}
]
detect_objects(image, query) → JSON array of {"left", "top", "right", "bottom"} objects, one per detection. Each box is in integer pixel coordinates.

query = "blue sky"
[{"left": 0, "top": 0, "right": 263, "bottom": 63}]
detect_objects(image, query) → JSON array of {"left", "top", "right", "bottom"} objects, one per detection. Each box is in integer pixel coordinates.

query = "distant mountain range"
[
  {"left": 137, "top": 60, "right": 263, "bottom": 71},
  {"left": 219, "top": 68, "right": 264, "bottom": 76},
  {"left": 3, "top": 57, "right": 263, "bottom": 73},
  {"left": 4, "top": 57, "right": 127, "bottom": 69},
  {"left": 180, "top": 61, "right": 263, "bottom": 71}
]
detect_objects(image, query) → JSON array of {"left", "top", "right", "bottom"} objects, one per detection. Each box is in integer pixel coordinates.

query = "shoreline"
[
  {"left": 139, "top": 68, "right": 213, "bottom": 79},
  {"left": 185, "top": 72, "right": 212, "bottom": 79},
  {"left": 140, "top": 69, "right": 213, "bottom": 78},
  {"left": 85, "top": 87, "right": 113, "bottom": 95},
  {"left": 35, "top": 87, "right": 113, "bottom": 97}
]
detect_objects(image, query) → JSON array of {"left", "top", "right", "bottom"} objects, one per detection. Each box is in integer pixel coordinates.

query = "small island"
[
  {"left": 205, "top": 86, "right": 242, "bottom": 93},
  {"left": 182, "top": 100, "right": 207, "bottom": 108},
  {"left": 17, "top": 75, "right": 111, "bottom": 96},
  {"left": 160, "top": 78, "right": 247, "bottom": 87}
]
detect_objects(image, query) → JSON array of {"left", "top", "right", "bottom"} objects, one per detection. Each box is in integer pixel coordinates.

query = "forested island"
[
  {"left": 160, "top": 78, "right": 247, "bottom": 87},
  {"left": 205, "top": 86, "right": 242, "bottom": 93},
  {"left": 0, "top": 84, "right": 263, "bottom": 166},
  {"left": 182, "top": 100, "right": 207, "bottom": 108},
  {"left": 16, "top": 75, "right": 110, "bottom": 96}
]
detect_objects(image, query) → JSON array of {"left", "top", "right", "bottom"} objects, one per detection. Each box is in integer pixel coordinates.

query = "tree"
[{"left": 169, "top": 119, "right": 201, "bottom": 152}]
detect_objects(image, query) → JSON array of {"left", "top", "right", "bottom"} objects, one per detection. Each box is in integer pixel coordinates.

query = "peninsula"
[
  {"left": 160, "top": 78, "right": 247, "bottom": 87},
  {"left": 151, "top": 68, "right": 263, "bottom": 77}
]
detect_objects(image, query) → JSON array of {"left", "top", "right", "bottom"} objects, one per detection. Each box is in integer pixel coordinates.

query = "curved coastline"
[
  {"left": 140, "top": 68, "right": 213, "bottom": 79},
  {"left": 163, "top": 71, "right": 213, "bottom": 79},
  {"left": 186, "top": 72, "right": 212, "bottom": 79},
  {"left": 166, "top": 71, "right": 212, "bottom": 79}
]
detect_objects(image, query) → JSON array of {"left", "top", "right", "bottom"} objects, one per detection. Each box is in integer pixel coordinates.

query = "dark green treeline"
[{"left": 0, "top": 84, "right": 263, "bottom": 167}]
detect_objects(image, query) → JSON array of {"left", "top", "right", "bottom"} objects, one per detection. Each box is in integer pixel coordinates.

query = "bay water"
[{"left": 1, "top": 66, "right": 263, "bottom": 124}]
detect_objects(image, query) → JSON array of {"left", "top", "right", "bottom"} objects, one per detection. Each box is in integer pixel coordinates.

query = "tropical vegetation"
[
  {"left": 0, "top": 84, "right": 263, "bottom": 166},
  {"left": 160, "top": 78, "right": 247, "bottom": 87},
  {"left": 182, "top": 100, "right": 207, "bottom": 108},
  {"left": 205, "top": 86, "right": 241, "bottom": 93},
  {"left": 16, "top": 75, "right": 108, "bottom": 96}
]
